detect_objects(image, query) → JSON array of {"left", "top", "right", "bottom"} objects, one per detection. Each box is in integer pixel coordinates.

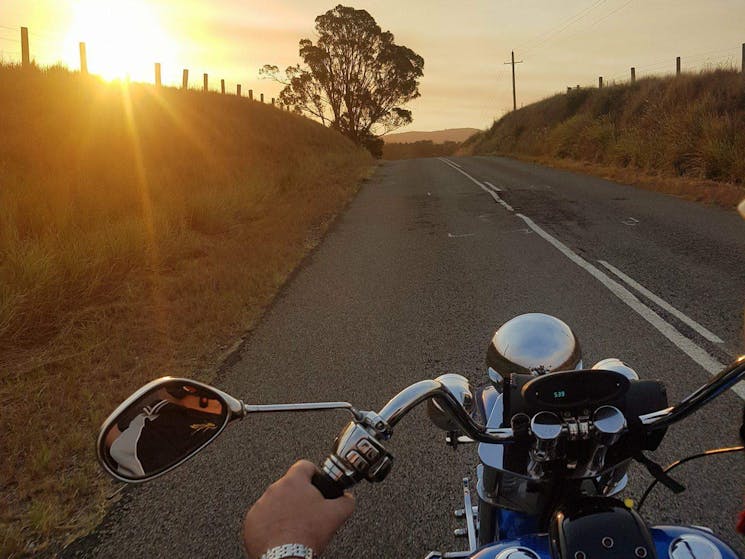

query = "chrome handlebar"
[
  {"left": 254, "top": 356, "right": 745, "bottom": 497},
  {"left": 377, "top": 379, "right": 514, "bottom": 443},
  {"left": 639, "top": 355, "right": 745, "bottom": 431}
]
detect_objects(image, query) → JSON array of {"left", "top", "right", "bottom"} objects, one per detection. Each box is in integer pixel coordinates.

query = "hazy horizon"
[{"left": 2, "top": 0, "right": 744, "bottom": 131}]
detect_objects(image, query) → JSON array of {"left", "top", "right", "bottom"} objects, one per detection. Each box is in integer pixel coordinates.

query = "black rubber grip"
[{"left": 311, "top": 471, "right": 345, "bottom": 499}]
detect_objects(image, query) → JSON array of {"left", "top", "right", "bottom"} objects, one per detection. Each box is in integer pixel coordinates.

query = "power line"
[
  {"left": 521, "top": 0, "right": 639, "bottom": 59},
  {"left": 518, "top": 0, "right": 611, "bottom": 56},
  {"left": 549, "top": 0, "right": 635, "bottom": 50},
  {"left": 586, "top": 0, "right": 635, "bottom": 28}
]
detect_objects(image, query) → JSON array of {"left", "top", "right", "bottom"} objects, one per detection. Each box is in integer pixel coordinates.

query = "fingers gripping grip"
[{"left": 311, "top": 470, "right": 345, "bottom": 499}]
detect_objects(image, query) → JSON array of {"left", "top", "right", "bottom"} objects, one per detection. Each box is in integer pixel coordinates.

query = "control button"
[
  {"left": 573, "top": 552, "right": 586, "bottom": 559},
  {"left": 635, "top": 547, "right": 648, "bottom": 558},
  {"left": 344, "top": 450, "right": 368, "bottom": 472},
  {"left": 368, "top": 455, "right": 392, "bottom": 481},
  {"left": 601, "top": 537, "right": 614, "bottom": 549},
  {"left": 357, "top": 438, "right": 380, "bottom": 461}
]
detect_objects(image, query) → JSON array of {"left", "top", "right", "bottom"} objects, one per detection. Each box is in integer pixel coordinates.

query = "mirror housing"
[{"left": 97, "top": 377, "right": 244, "bottom": 483}]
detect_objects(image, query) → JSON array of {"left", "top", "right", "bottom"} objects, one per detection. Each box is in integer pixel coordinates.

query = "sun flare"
[{"left": 64, "top": 0, "right": 178, "bottom": 82}]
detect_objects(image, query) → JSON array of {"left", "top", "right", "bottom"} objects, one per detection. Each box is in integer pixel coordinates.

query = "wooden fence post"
[
  {"left": 260, "top": 93, "right": 264, "bottom": 102},
  {"left": 221, "top": 79, "right": 225, "bottom": 94},
  {"left": 155, "top": 63, "right": 161, "bottom": 87},
  {"left": 741, "top": 43, "right": 744, "bottom": 75},
  {"left": 249, "top": 89, "right": 253, "bottom": 100},
  {"left": 598, "top": 76, "right": 603, "bottom": 88},
  {"left": 271, "top": 97, "right": 275, "bottom": 105},
  {"left": 676, "top": 56, "right": 681, "bottom": 75},
  {"left": 203, "top": 73, "right": 208, "bottom": 91},
  {"left": 631, "top": 67, "right": 636, "bottom": 83},
  {"left": 21, "top": 27, "right": 30, "bottom": 67},
  {"left": 237, "top": 84, "right": 241, "bottom": 96},
  {"left": 567, "top": 86, "right": 571, "bottom": 93},
  {"left": 79, "top": 42, "right": 88, "bottom": 74},
  {"left": 182, "top": 69, "right": 189, "bottom": 89}
]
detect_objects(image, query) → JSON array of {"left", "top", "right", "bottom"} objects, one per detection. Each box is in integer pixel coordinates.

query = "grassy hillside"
[
  {"left": 384, "top": 127, "right": 479, "bottom": 144},
  {"left": 0, "top": 64, "right": 371, "bottom": 557},
  {"left": 463, "top": 69, "right": 745, "bottom": 206}
]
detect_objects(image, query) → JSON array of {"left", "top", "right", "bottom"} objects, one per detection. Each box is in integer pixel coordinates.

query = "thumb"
[
  {"left": 325, "top": 490, "right": 355, "bottom": 520},
  {"left": 288, "top": 460, "right": 318, "bottom": 480}
]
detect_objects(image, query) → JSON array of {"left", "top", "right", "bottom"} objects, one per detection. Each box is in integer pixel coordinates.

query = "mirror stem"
[{"left": 243, "top": 402, "right": 361, "bottom": 419}]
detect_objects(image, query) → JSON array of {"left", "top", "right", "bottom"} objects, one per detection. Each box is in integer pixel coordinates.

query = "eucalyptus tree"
[{"left": 261, "top": 5, "right": 424, "bottom": 156}]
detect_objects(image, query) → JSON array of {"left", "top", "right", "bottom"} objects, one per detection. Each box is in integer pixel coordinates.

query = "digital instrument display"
[{"left": 522, "top": 370, "right": 629, "bottom": 410}]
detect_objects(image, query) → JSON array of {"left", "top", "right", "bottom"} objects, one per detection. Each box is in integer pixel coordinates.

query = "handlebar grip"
[{"left": 311, "top": 470, "right": 346, "bottom": 499}]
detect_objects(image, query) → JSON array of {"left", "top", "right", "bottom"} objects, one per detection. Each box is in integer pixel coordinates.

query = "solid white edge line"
[
  {"left": 439, "top": 158, "right": 514, "bottom": 212},
  {"left": 598, "top": 260, "right": 725, "bottom": 344},
  {"left": 515, "top": 213, "right": 745, "bottom": 401},
  {"left": 484, "top": 181, "right": 502, "bottom": 192}
]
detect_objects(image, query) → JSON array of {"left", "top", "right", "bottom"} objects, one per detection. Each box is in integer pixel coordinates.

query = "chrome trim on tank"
[
  {"left": 669, "top": 534, "right": 722, "bottom": 559},
  {"left": 495, "top": 548, "right": 541, "bottom": 559}
]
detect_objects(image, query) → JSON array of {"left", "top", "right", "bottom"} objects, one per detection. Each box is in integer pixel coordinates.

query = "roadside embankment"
[
  {"left": 0, "top": 64, "right": 371, "bottom": 557},
  {"left": 461, "top": 69, "right": 745, "bottom": 207}
]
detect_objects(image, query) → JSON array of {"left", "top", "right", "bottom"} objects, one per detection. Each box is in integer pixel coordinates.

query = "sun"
[{"left": 64, "top": 0, "right": 178, "bottom": 82}]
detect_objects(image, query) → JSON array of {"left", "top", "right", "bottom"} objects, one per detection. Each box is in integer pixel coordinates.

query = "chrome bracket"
[
  {"left": 446, "top": 433, "right": 477, "bottom": 447},
  {"left": 425, "top": 478, "right": 478, "bottom": 559},
  {"left": 357, "top": 410, "right": 393, "bottom": 440}
]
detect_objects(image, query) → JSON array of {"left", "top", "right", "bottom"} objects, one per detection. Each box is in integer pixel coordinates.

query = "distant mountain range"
[{"left": 382, "top": 127, "right": 480, "bottom": 144}]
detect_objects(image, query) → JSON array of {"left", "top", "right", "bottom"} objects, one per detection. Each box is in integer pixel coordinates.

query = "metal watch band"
[{"left": 260, "top": 543, "right": 315, "bottom": 559}]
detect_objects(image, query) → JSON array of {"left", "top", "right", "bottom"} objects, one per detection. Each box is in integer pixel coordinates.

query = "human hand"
[{"left": 243, "top": 460, "right": 355, "bottom": 558}]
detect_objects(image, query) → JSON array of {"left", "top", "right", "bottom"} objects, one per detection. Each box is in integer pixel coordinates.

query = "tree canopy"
[{"left": 261, "top": 5, "right": 424, "bottom": 156}]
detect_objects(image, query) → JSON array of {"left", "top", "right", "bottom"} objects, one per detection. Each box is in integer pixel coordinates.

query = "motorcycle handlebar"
[
  {"left": 373, "top": 354, "right": 745, "bottom": 443},
  {"left": 376, "top": 379, "right": 515, "bottom": 443},
  {"left": 640, "top": 356, "right": 745, "bottom": 432},
  {"left": 311, "top": 470, "right": 346, "bottom": 499},
  {"left": 313, "top": 356, "right": 745, "bottom": 498}
]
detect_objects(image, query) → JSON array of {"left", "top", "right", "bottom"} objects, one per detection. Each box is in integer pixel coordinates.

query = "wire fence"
[
  {"left": 0, "top": 24, "right": 283, "bottom": 106},
  {"left": 2, "top": 22, "right": 743, "bottom": 117}
]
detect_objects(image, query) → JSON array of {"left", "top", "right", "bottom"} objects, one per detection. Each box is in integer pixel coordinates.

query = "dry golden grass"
[
  {"left": 461, "top": 68, "right": 745, "bottom": 207},
  {"left": 0, "top": 64, "right": 371, "bottom": 558}
]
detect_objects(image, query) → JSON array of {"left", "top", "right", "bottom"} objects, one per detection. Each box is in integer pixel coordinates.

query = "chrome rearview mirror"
[{"left": 97, "top": 377, "right": 244, "bottom": 483}]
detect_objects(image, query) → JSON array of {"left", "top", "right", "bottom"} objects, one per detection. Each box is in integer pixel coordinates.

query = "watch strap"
[{"left": 260, "top": 543, "right": 315, "bottom": 559}]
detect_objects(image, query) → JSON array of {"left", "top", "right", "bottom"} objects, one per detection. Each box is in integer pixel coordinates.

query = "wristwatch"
[{"left": 260, "top": 543, "right": 315, "bottom": 559}]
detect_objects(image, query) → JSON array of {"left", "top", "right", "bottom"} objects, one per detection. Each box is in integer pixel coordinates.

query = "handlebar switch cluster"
[{"left": 325, "top": 420, "right": 395, "bottom": 487}]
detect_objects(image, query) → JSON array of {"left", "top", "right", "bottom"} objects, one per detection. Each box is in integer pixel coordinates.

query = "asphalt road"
[{"left": 66, "top": 156, "right": 745, "bottom": 558}]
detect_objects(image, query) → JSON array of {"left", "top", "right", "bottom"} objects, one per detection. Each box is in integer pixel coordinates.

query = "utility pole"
[{"left": 504, "top": 51, "right": 523, "bottom": 111}]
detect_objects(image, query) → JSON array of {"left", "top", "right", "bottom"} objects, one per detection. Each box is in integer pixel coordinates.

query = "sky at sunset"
[{"left": 1, "top": 0, "right": 744, "bottom": 132}]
